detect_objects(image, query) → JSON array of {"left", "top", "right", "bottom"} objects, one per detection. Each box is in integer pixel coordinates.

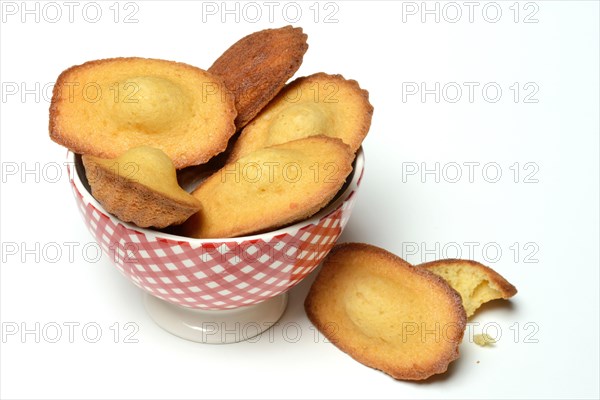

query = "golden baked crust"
[
  {"left": 50, "top": 57, "right": 236, "bottom": 169},
  {"left": 82, "top": 146, "right": 201, "bottom": 228},
  {"left": 178, "top": 136, "right": 354, "bottom": 238},
  {"left": 209, "top": 25, "right": 308, "bottom": 129},
  {"left": 229, "top": 73, "right": 373, "bottom": 161},
  {"left": 418, "top": 259, "right": 517, "bottom": 318},
  {"left": 305, "top": 243, "right": 467, "bottom": 381}
]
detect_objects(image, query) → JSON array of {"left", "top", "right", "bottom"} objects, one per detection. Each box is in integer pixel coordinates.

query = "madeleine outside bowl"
[{"left": 68, "top": 148, "right": 365, "bottom": 344}]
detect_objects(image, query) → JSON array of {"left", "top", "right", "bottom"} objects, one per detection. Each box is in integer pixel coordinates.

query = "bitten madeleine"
[
  {"left": 179, "top": 136, "right": 354, "bottom": 238},
  {"left": 50, "top": 57, "right": 236, "bottom": 169},
  {"left": 209, "top": 25, "right": 308, "bottom": 129},
  {"left": 82, "top": 146, "right": 201, "bottom": 229},
  {"left": 229, "top": 73, "right": 373, "bottom": 161},
  {"left": 305, "top": 243, "right": 467, "bottom": 381},
  {"left": 418, "top": 259, "right": 517, "bottom": 318}
]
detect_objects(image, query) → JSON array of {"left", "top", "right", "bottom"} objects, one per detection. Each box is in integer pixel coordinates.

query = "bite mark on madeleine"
[
  {"left": 82, "top": 146, "right": 201, "bottom": 229},
  {"left": 305, "top": 243, "right": 467, "bottom": 381},
  {"left": 418, "top": 259, "right": 517, "bottom": 318},
  {"left": 178, "top": 136, "right": 354, "bottom": 238}
]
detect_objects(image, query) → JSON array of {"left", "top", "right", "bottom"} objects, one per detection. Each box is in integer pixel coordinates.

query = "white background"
[{"left": 1, "top": 1, "right": 599, "bottom": 399}]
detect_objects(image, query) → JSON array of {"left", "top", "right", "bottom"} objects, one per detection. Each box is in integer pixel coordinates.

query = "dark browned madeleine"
[{"left": 209, "top": 26, "right": 308, "bottom": 129}]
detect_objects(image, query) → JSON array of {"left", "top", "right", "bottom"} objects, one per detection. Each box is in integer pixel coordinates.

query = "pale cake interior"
[{"left": 421, "top": 261, "right": 517, "bottom": 318}]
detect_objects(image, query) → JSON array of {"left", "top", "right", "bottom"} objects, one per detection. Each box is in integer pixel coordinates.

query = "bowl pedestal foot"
[{"left": 144, "top": 292, "right": 288, "bottom": 344}]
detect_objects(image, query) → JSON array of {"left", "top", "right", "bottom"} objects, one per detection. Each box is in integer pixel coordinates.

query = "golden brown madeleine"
[
  {"left": 179, "top": 136, "right": 353, "bottom": 238},
  {"left": 305, "top": 243, "right": 467, "bottom": 381},
  {"left": 209, "top": 25, "right": 308, "bottom": 129},
  {"left": 82, "top": 146, "right": 201, "bottom": 229},
  {"left": 229, "top": 73, "right": 373, "bottom": 161},
  {"left": 50, "top": 57, "right": 236, "bottom": 169},
  {"left": 418, "top": 259, "right": 517, "bottom": 318}
]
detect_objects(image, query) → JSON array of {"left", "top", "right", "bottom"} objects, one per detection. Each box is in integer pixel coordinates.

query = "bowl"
[{"left": 68, "top": 148, "right": 365, "bottom": 343}]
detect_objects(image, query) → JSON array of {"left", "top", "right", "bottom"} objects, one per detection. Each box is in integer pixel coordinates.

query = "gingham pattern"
[{"left": 70, "top": 180, "right": 359, "bottom": 310}]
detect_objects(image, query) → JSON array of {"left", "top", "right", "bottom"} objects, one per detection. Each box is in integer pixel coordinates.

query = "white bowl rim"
[{"left": 69, "top": 147, "right": 365, "bottom": 244}]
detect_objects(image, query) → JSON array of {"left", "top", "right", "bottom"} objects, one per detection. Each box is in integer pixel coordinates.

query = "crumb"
[
  {"left": 476, "top": 361, "right": 480, "bottom": 364},
  {"left": 474, "top": 333, "right": 496, "bottom": 347}
]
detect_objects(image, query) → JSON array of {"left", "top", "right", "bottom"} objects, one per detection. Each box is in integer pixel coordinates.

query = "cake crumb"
[{"left": 474, "top": 333, "right": 496, "bottom": 346}]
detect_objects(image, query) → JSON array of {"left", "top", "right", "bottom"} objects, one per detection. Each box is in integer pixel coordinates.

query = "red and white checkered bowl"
[{"left": 69, "top": 149, "right": 364, "bottom": 313}]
